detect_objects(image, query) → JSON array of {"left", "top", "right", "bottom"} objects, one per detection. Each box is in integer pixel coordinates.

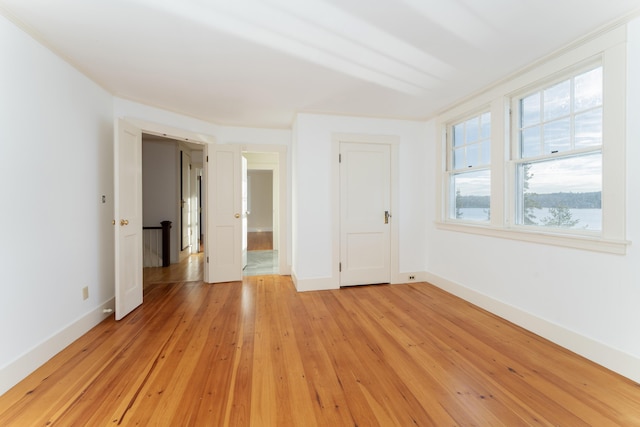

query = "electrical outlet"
[
  {"left": 408, "top": 275, "right": 415, "bottom": 280},
  {"left": 82, "top": 286, "right": 89, "bottom": 300}
]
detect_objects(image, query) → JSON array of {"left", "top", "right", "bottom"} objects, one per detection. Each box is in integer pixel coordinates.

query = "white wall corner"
[
  {"left": 0, "top": 298, "right": 115, "bottom": 396},
  {"left": 423, "top": 272, "right": 640, "bottom": 384}
]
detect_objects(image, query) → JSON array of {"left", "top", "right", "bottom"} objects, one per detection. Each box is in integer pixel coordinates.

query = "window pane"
[
  {"left": 453, "top": 123, "right": 464, "bottom": 147},
  {"left": 521, "top": 93, "right": 540, "bottom": 127},
  {"left": 465, "top": 117, "right": 479, "bottom": 143},
  {"left": 543, "top": 118, "right": 570, "bottom": 153},
  {"left": 466, "top": 144, "right": 479, "bottom": 167},
  {"left": 451, "top": 170, "right": 491, "bottom": 221},
  {"left": 516, "top": 153, "right": 602, "bottom": 230},
  {"left": 521, "top": 126, "right": 541, "bottom": 158},
  {"left": 575, "top": 67, "right": 602, "bottom": 111},
  {"left": 480, "top": 112, "right": 491, "bottom": 139},
  {"left": 575, "top": 108, "right": 602, "bottom": 148},
  {"left": 543, "top": 80, "right": 570, "bottom": 121},
  {"left": 450, "top": 111, "right": 491, "bottom": 171}
]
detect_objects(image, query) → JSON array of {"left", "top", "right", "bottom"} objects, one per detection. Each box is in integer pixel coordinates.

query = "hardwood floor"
[
  {"left": 1, "top": 268, "right": 639, "bottom": 425},
  {"left": 247, "top": 231, "right": 273, "bottom": 251},
  {"left": 143, "top": 252, "right": 204, "bottom": 286}
]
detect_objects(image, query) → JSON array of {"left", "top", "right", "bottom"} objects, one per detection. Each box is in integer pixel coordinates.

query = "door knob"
[
  {"left": 234, "top": 213, "right": 240, "bottom": 218},
  {"left": 120, "top": 219, "right": 129, "bottom": 226},
  {"left": 384, "top": 211, "right": 391, "bottom": 224}
]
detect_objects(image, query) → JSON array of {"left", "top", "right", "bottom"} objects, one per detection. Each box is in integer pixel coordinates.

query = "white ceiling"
[{"left": 2, "top": 0, "right": 639, "bottom": 128}]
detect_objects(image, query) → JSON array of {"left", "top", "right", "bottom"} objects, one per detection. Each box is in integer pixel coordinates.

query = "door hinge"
[
  {"left": 206, "top": 256, "right": 209, "bottom": 263},
  {"left": 339, "top": 153, "right": 341, "bottom": 163},
  {"left": 339, "top": 262, "right": 342, "bottom": 272},
  {"left": 206, "top": 155, "right": 209, "bottom": 162}
]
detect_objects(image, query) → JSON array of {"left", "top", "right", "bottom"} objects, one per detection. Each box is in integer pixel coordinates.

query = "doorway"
[
  {"left": 243, "top": 152, "right": 280, "bottom": 276},
  {"left": 339, "top": 142, "right": 391, "bottom": 286},
  {"left": 142, "top": 134, "right": 205, "bottom": 282},
  {"left": 330, "top": 134, "right": 400, "bottom": 289},
  {"left": 117, "top": 125, "right": 288, "bottom": 320}
]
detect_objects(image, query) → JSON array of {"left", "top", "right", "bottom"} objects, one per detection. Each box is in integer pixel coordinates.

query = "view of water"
[{"left": 458, "top": 208, "right": 602, "bottom": 231}]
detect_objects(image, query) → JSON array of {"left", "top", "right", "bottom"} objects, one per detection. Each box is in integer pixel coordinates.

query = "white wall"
[
  {"left": 0, "top": 14, "right": 115, "bottom": 394},
  {"left": 247, "top": 170, "right": 273, "bottom": 231},
  {"left": 424, "top": 18, "right": 640, "bottom": 383},
  {"left": 142, "top": 138, "right": 179, "bottom": 263},
  {"left": 292, "top": 113, "right": 429, "bottom": 290}
]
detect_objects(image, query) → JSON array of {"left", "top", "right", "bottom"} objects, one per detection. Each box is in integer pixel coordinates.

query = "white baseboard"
[
  {"left": 394, "top": 271, "right": 430, "bottom": 284},
  {"left": 291, "top": 271, "right": 338, "bottom": 292},
  {"left": 423, "top": 272, "right": 640, "bottom": 384},
  {"left": 0, "top": 298, "right": 115, "bottom": 396},
  {"left": 279, "top": 264, "right": 292, "bottom": 276}
]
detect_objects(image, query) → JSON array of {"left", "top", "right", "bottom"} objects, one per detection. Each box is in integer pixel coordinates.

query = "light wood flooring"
[
  {"left": 1, "top": 257, "right": 639, "bottom": 425},
  {"left": 247, "top": 231, "right": 273, "bottom": 251}
]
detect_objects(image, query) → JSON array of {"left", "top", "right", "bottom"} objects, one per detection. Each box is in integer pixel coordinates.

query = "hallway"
[
  {"left": 144, "top": 252, "right": 204, "bottom": 287},
  {"left": 244, "top": 231, "right": 278, "bottom": 276},
  {"left": 244, "top": 250, "right": 279, "bottom": 276}
]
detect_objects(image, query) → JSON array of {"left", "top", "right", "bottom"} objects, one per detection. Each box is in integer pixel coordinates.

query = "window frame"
[
  {"left": 445, "top": 109, "right": 492, "bottom": 224},
  {"left": 435, "top": 25, "right": 629, "bottom": 254},
  {"left": 509, "top": 60, "right": 604, "bottom": 235}
]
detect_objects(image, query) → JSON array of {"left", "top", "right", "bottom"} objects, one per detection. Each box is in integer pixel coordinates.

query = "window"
[
  {"left": 514, "top": 65, "right": 602, "bottom": 232},
  {"left": 436, "top": 26, "right": 627, "bottom": 254},
  {"left": 447, "top": 112, "right": 491, "bottom": 222}
]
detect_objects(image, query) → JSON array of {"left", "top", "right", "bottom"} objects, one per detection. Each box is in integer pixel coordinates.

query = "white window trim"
[
  {"left": 508, "top": 59, "right": 603, "bottom": 230},
  {"left": 435, "top": 24, "right": 630, "bottom": 255},
  {"left": 444, "top": 108, "right": 492, "bottom": 223}
]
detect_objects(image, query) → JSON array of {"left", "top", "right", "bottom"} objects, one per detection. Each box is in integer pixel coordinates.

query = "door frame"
[
  {"left": 331, "top": 133, "right": 400, "bottom": 286},
  {"left": 123, "top": 118, "right": 215, "bottom": 282},
  {"left": 241, "top": 144, "right": 289, "bottom": 276}
]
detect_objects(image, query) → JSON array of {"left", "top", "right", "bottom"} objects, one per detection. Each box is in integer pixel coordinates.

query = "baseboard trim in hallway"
[{"left": 0, "top": 297, "right": 115, "bottom": 396}]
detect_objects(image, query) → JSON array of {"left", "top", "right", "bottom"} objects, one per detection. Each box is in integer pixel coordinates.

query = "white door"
[
  {"left": 241, "top": 155, "right": 248, "bottom": 269},
  {"left": 208, "top": 144, "right": 243, "bottom": 282},
  {"left": 114, "top": 119, "right": 143, "bottom": 320},
  {"left": 181, "top": 151, "right": 191, "bottom": 252},
  {"left": 191, "top": 165, "right": 200, "bottom": 253},
  {"left": 340, "top": 142, "right": 391, "bottom": 286}
]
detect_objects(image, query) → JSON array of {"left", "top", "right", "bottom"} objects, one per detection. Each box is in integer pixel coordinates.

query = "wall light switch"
[{"left": 82, "top": 286, "right": 89, "bottom": 300}]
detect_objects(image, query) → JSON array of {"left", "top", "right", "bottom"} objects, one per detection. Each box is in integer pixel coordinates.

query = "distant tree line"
[
  {"left": 456, "top": 191, "right": 601, "bottom": 209},
  {"left": 526, "top": 192, "right": 601, "bottom": 209},
  {"left": 456, "top": 195, "right": 490, "bottom": 208}
]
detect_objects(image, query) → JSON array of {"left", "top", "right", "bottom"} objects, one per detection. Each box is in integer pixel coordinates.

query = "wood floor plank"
[
  {"left": 247, "top": 232, "right": 273, "bottom": 251},
  {"left": 404, "top": 283, "right": 640, "bottom": 425},
  {"left": 1, "top": 257, "right": 639, "bottom": 426},
  {"left": 349, "top": 286, "right": 541, "bottom": 426}
]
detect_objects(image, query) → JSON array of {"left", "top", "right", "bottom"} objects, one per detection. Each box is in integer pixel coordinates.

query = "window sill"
[{"left": 435, "top": 221, "right": 630, "bottom": 255}]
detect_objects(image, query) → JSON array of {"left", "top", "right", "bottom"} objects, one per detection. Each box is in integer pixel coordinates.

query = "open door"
[
  {"left": 114, "top": 119, "right": 143, "bottom": 320},
  {"left": 242, "top": 154, "right": 248, "bottom": 269},
  {"left": 208, "top": 144, "right": 243, "bottom": 282},
  {"left": 181, "top": 151, "right": 191, "bottom": 252}
]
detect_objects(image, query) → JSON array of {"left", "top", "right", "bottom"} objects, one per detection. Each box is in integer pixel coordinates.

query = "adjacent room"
[{"left": 1, "top": 0, "right": 640, "bottom": 424}]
